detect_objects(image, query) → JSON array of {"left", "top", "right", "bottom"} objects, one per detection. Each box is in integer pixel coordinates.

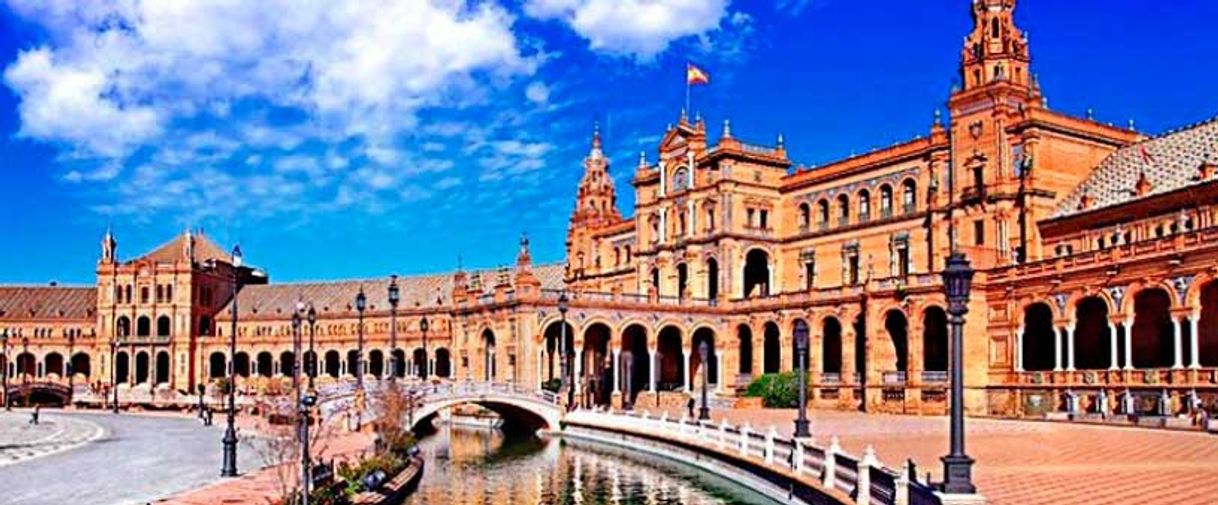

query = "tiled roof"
[
  {"left": 222, "top": 263, "right": 565, "bottom": 319},
  {"left": 129, "top": 232, "right": 230, "bottom": 265},
  {"left": 1053, "top": 116, "right": 1218, "bottom": 218},
  {"left": 0, "top": 286, "right": 96, "bottom": 320}
]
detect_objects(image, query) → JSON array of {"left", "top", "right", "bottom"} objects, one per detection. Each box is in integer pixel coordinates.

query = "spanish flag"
[{"left": 687, "top": 63, "right": 710, "bottom": 86}]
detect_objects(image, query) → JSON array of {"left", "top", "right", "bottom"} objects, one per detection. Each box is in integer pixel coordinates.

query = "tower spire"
[{"left": 960, "top": 0, "right": 1031, "bottom": 92}]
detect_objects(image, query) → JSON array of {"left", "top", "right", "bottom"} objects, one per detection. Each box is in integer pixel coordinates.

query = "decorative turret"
[
  {"left": 514, "top": 233, "right": 540, "bottom": 299},
  {"left": 568, "top": 123, "right": 623, "bottom": 232},
  {"left": 451, "top": 255, "right": 468, "bottom": 303},
  {"left": 100, "top": 226, "right": 117, "bottom": 264},
  {"left": 959, "top": 0, "right": 1033, "bottom": 93}
]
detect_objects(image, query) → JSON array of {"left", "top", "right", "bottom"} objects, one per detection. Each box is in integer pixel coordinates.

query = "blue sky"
[{"left": 1, "top": 0, "right": 1215, "bottom": 285}]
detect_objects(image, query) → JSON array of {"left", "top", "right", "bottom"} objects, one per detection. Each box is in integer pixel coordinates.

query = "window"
[
  {"left": 858, "top": 190, "right": 871, "bottom": 222},
  {"left": 140, "top": 286, "right": 149, "bottom": 304},
  {"left": 199, "top": 316, "right": 212, "bottom": 336},
  {"left": 678, "top": 212, "right": 687, "bottom": 236},
  {"left": 759, "top": 209, "right": 768, "bottom": 229},
  {"left": 880, "top": 185, "right": 893, "bottom": 218},
  {"left": 706, "top": 208, "right": 716, "bottom": 232},
  {"left": 801, "top": 251, "right": 816, "bottom": 290},
  {"left": 848, "top": 253, "right": 860, "bottom": 285},
  {"left": 156, "top": 285, "right": 163, "bottom": 303},
  {"left": 837, "top": 195, "right": 850, "bottom": 227},
  {"left": 799, "top": 203, "right": 811, "bottom": 230},
  {"left": 973, "top": 219, "right": 985, "bottom": 246},
  {"left": 614, "top": 247, "right": 621, "bottom": 266},
  {"left": 746, "top": 208, "right": 755, "bottom": 228},
  {"left": 892, "top": 237, "right": 910, "bottom": 278},
  {"left": 902, "top": 180, "right": 917, "bottom": 214},
  {"left": 624, "top": 246, "right": 632, "bottom": 263},
  {"left": 125, "top": 285, "right": 132, "bottom": 304},
  {"left": 818, "top": 200, "right": 830, "bottom": 230},
  {"left": 991, "top": 17, "right": 1000, "bottom": 39},
  {"left": 165, "top": 285, "right": 172, "bottom": 302}
]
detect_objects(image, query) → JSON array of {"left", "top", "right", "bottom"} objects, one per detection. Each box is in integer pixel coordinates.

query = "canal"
[{"left": 404, "top": 423, "right": 783, "bottom": 505}]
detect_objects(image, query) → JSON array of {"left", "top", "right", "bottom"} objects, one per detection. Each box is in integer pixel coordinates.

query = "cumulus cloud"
[
  {"left": 525, "top": 81, "right": 551, "bottom": 105},
  {"left": 523, "top": 0, "right": 732, "bottom": 60}
]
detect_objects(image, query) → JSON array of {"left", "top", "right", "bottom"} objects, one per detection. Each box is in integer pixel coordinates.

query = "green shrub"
[
  {"left": 744, "top": 373, "right": 809, "bottom": 408},
  {"left": 541, "top": 378, "right": 562, "bottom": 393}
]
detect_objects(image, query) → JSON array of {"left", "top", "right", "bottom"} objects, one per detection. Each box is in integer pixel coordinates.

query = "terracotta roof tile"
[
  {"left": 129, "top": 232, "right": 229, "bottom": 265},
  {"left": 0, "top": 286, "right": 96, "bottom": 320},
  {"left": 1054, "top": 116, "right": 1218, "bottom": 218}
]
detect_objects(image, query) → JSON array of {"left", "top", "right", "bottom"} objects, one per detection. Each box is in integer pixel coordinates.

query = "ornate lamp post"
[
  {"left": 355, "top": 288, "right": 366, "bottom": 390},
  {"left": 557, "top": 291, "right": 571, "bottom": 406},
  {"left": 387, "top": 275, "right": 400, "bottom": 382},
  {"left": 794, "top": 320, "right": 810, "bottom": 438},
  {"left": 221, "top": 244, "right": 243, "bottom": 478},
  {"left": 697, "top": 340, "right": 711, "bottom": 421},
  {"left": 306, "top": 304, "right": 317, "bottom": 393},
  {"left": 299, "top": 391, "right": 318, "bottom": 505},
  {"left": 110, "top": 339, "right": 118, "bottom": 413},
  {"left": 420, "top": 315, "right": 430, "bottom": 380},
  {"left": 1, "top": 329, "right": 8, "bottom": 411},
  {"left": 940, "top": 251, "right": 976, "bottom": 495}
]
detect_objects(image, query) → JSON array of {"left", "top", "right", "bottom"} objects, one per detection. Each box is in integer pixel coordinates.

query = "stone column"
[
  {"left": 1053, "top": 326, "right": 1064, "bottom": 372},
  {"left": 1015, "top": 324, "right": 1025, "bottom": 372},
  {"left": 612, "top": 349, "right": 621, "bottom": 394},
  {"left": 1189, "top": 314, "right": 1201, "bottom": 369},
  {"left": 648, "top": 347, "right": 657, "bottom": 392},
  {"left": 575, "top": 349, "right": 584, "bottom": 392},
  {"left": 537, "top": 349, "right": 544, "bottom": 386},
  {"left": 1123, "top": 317, "right": 1134, "bottom": 370},
  {"left": 683, "top": 351, "right": 691, "bottom": 392},
  {"left": 1108, "top": 322, "right": 1119, "bottom": 370},
  {"left": 1065, "top": 324, "right": 1076, "bottom": 372},
  {"left": 1173, "top": 317, "right": 1184, "bottom": 369}
]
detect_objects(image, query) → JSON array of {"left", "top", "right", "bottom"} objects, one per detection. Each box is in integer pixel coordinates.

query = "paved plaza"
[
  {"left": 653, "top": 406, "right": 1218, "bottom": 505},
  {"left": 0, "top": 410, "right": 104, "bottom": 466},
  {"left": 0, "top": 411, "right": 263, "bottom": 505}
]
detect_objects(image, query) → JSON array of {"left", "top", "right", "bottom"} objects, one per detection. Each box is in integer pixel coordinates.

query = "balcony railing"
[
  {"left": 921, "top": 371, "right": 948, "bottom": 383},
  {"left": 882, "top": 371, "right": 907, "bottom": 385},
  {"left": 820, "top": 372, "right": 842, "bottom": 384}
]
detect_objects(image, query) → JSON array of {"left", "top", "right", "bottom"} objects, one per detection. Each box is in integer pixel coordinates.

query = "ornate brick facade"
[{"left": 2, "top": 0, "right": 1216, "bottom": 416}]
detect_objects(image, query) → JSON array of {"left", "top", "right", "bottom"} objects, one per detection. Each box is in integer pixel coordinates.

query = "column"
[
  {"left": 611, "top": 349, "right": 621, "bottom": 394},
  {"left": 575, "top": 349, "right": 584, "bottom": 392},
  {"left": 648, "top": 347, "right": 657, "bottom": 392},
  {"left": 1189, "top": 314, "right": 1201, "bottom": 369},
  {"left": 1015, "top": 325, "right": 1025, "bottom": 372},
  {"left": 1173, "top": 317, "right": 1184, "bottom": 369},
  {"left": 682, "top": 352, "right": 691, "bottom": 392},
  {"left": 1065, "top": 324, "right": 1076, "bottom": 372},
  {"left": 1053, "top": 326, "right": 1063, "bottom": 372},
  {"left": 537, "top": 349, "right": 544, "bottom": 386},
  {"left": 1108, "top": 321, "right": 1119, "bottom": 370},
  {"left": 1123, "top": 317, "right": 1134, "bottom": 370},
  {"left": 717, "top": 355, "right": 725, "bottom": 393}
]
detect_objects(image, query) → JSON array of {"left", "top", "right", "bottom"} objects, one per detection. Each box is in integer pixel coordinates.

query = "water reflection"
[{"left": 404, "top": 424, "right": 780, "bottom": 505}]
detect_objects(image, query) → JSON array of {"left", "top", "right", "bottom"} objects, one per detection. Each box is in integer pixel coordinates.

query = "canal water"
[{"left": 403, "top": 424, "right": 782, "bottom": 505}]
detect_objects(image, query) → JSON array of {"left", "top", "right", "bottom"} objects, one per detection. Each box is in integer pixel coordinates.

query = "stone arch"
[
  {"left": 620, "top": 323, "right": 649, "bottom": 405},
  {"left": 1074, "top": 296, "right": 1112, "bottom": 370},
  {"left": 279, "top": 351, "right": 296, "bottom": 378},
  {"left": 115, "top": 351, "right": 130, "bottom": 384},
  {"left": 70, "top": 352, "right": 91, "bottom": 378},
  {"left": 656, "top": 326, "right": 684, "bottom": 391},
  {"left": 368, "top": 349, "right": 384, "bottom": 378},
  {"left": 346, "top": 349, "right": 360, "bottom": 378},
  {"left": 676, "top": 263, "right": 690, "bottom": 300},
  {"left": 156, "top": 315, "right": 171, "bottom": 337},
  {"left": 155, "top": 351, "right": 170, "bottom": 384},
  {"left": 1199, "top": 279, "right": 1218, "bottom": 367},
  {"left": 882, "top": 310, "right": 910, "bottom": 373},
  {"left": 690, "top": 327, "right": 718, "bottom": 387},
  {"left": 137, "top": 316, "right": 151, "bottom": 337},
  {"left": 116, "top": 316, "right": 131, "bottom": 338},
  {"left": 706, "top": 257, "right": 720, "bottom": 300},
  {"left": 44, "top": 352, "right": 64, "bottom": 378},
  {"left": 878, "top": 183, "right": 894, "bottom": 216},
  {"left": 836, "top": 193, "right": 850, "bottom": 225},
  {"left": 856, "top": 188, "right": 872, "bottom": 221},
  {"left": 1131, "top": 287, "right": 1174, "bottom": 369},
  {"left": 1123, "top": 280, "right": 1181, "bottom": 315},
  {"left": 900, "top": 177, "right": 918, "bottom": 213},
  {"left": 481, "top": 329, "right": 497, "bottom": 381},
  {"left": 743, "top": 248, "right": 771, "bottom": 298},
  {"left": 434, "top": 348, "right": 452, "bottom": 378},
  {"left": 390, "top": 349, "right": 406, "bottom": 378},
  {"left": 208, "top": 352, "right": 226, "bottom": 380},
  {"left": 922, "top": 306, "right": 949, "bottom": 372},
  {"left": 582, "top": 322, "right": 613, "bottom": 406},
  {"left": 541, "top": 320, "right": 575, "bottom": 384},
  {"left": 821, "top": 316, "right": 843, "bottom": 374},
  {"left": 762, "top": 321, "right": 781, "bottom": 373},
  {"left": 257, "top": 351, "right": 274, "bottom": 378},
  {"left": 411, "top": 348, "right": 427, "bottom": 378},
  {"left": 409, "top": 395, "right": 559, "bottom": 435},
  {"left": 322, "top": 350, "right": 339, "bottom": 378},
  {"left": 234, "top": 351, "right": 251, "bottom": 378},
  {"left": 1022, "top": 303, "right": 1056, "bottom": 371},
  {"left": 135, "top": 351, "right": 150, "bottom": 384},
  {"left": 736, "top": 324, "right": 754, "bottom": 377}
]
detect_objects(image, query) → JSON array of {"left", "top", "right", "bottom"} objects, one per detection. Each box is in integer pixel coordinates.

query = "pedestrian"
[
  {"left": 30, "top": 405, "right": 40, "bottom": 425},
  {"left": 204, "top": 406, "right": 213, "bottom": 426},
  {"left": 687, "top": 396, "right": 695, "bottom": 418}
]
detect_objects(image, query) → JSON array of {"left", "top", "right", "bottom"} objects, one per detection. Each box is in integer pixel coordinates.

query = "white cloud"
[
  {"left": 523, "top": 0, "right": 731, "bottom": 60},
  {"left": 525, "top": 81, "right": 551, "bottom": 104}
]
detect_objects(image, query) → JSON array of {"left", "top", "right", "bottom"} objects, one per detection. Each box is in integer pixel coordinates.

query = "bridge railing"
[{"left": 567, "top": 408, "right": 943, "bottom": 505}]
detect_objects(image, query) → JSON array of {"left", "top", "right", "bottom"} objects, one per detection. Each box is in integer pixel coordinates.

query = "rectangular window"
[
  {"left": 746, "top": 208, "right": 755, "bottom": 228},
  {"left": 759, "top": 209, "right": 769, "bottom": 229},
  {"left": 898, "top": 246, "right": 910, "bottom": 277},
  {"left": 848, "top": 255, "right": 860, "bottom": 285},
  {"left": 974, "top": 219, "right": 986, "bottom": 246}
]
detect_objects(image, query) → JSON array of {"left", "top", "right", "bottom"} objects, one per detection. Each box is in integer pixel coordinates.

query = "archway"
[
  {"left": 736, "top": 324, "right": 753, "bottom": 378},
  {"left": 1022, "top": 303, "right": 1056, "bottom": 371},
  {"left": 1201, "top": 281, "right": 1218, "bottom": 366},
  {"left": 234, "top": 352, "right": 251, "bottom": 378},
  {"left": 279, "top": 351, "right": 296, "bottom": 378},
  {"left": 208, "top": 352, "right": 226, "bottom": 380},
  {"left": 542, "top": 321, "right": 575, "bottom": 384},
  {"left": 1132, "top": 288, "right": 1174, "bottom": 369},
  {"left": 676, "top": 263, "right": 689, "bottom": 301},
  {"left": 656, "top": 326, "right": 684, "bottom": 391},
  {"left": 116, "top": 351, "right": 130, "bottom": 384},
  {"left": 368, "top": 350, "right": 384, "bottom": 378},
  {"left": 763, "top": 322, "right": 781, "bottom": 373},
  {"left": 155, "top": 351, "right": 170, "bottom": 384},
  {"left": 1074, "top": 297, "right": 1112, "bottom": 370},
  {"left": 324, "top": 350, "right": 341, "bottom": 378},
  {"left": 116, "top": 316, "right": 131, "bottom": 337},
  {"left": 70, "top": 352, "right": 91, "bottom": 378},
  {"left": 582, "top": 323, "right": 612, "bottom": 406},
  {"left": 137, "top": 316, "right": 151, "bottom": 337},
  {"left": 481, "top": 330, "right": 497, "bottom": 381},
  {"left": 44, "top": 353, "right": 64, "bottom": 378},
  {"left": 922, "top": 307, "right": 948, "bottom": 372},
  {"left": 707, "top": 258, "right": 719, "bottom": 300},
  {"left": 391, "top": 349, "right": 406, "bottom": 378},
  {"left": 883, "top": 310, "right": 909, "bottom": 373},
  {"left": 690, "top": 327, "right": 717, "bottom": 388},
  {"left": 822, "top": 317, "right": 843, "bottom": 374},
  {"left": 257, "top": 352, "right": 274, "bottom": 378},
  {"left": 621, "top": 324, "right": 649, "bottom": 405},
  {"left": 743, "top": 249, "right": 771, "bottom": 298},
  {"left": 346, "top": 350, "right": 360, "bottom": 378},
  {"left": 157, "top": 315, "right": 171, "bottom": 337},
  {"left": 435, "top": 348, "right": 452, "bottom": 378},
  {"left": 135, "top": 352, "right": 150, "bottom": 384},
  {"left": 412, "top": 348, "right": 427, "bottom": 378}
]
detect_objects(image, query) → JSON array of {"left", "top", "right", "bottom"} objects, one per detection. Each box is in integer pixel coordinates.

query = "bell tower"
[
  {"left": 960, "top": 0, "right": 1033, "bottom": 92},
  {"left": 566, "top": 124, "right": 623, "bottom": 283}
]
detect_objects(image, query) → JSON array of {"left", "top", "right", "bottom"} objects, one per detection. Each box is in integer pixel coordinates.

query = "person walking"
[
  {"left": 686, "top": 395, "right": 695, "bottom": 418},
  {"left": 29, "top": 405, "right": 40, "bottom": 425}
]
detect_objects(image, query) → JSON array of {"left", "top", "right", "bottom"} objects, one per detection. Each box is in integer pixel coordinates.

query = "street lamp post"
[
  {"left": 307, "top": 304, "right": 317, "bottom": 393},
  {"left": 420, "top": 316, "right": 430, "bottom": 380},
  {"left": 388, "top": 276, "right": 400, "bottom": 382},
  {"left": 794, "top": 320, "right": 810, "bottom": 438},
  {"left": 221, "top": 245, "right": 242, "bottom": 478},
  {"left": 110, "top": 340, "right": 118, "bottom": 413},
  {"left": 698, "top": 340, "right": 710, "bottom": 421},
  {"left": 299, "top": 391, "right": 318, "bottom": 505},
  {"left": 557, "top": 292, "right": 571, "bottom": 407},
  {"left": 355, "top": 288, "right": 366, "bottom": 390},
  {"left": 940, "top": 251, "right": 977, "bottom": 495}
]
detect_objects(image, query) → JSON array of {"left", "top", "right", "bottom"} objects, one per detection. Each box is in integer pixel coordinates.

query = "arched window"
[
  {"left": 116, "top": 316, "right": 131, "bottom": 337},
  {"left": 125, "top": 285, "right": 132, "bottom": 304},
  {"left": 624, "top": 245, "right": 632, "bottom": 263},
  {"left": 817, "top": 199, "right": 830, "bottom": 230},
  {"left": 614, "top": 247, "right": 621, "bottom": 266},
  {"left": 879, "top": 184, "right": 893, "bottom": 218},
  {"left": 136, "top": 316, "right": 151, "bottom": 337},
  {"left": 902, "top": 180, "right": 917, "bottom": 214},
  {"left": 991, "top": 17, "right": 1000, "bottom": 39},
  {"left": 799, "top": 202, "right": 811, "bottom": 230},
  {"left": 199, "top": 316, "right": 213, "bottom": 336},
  {"left": 156, "top": 315, "right": 171, "bottom": 337},
  {"left": 155, "top": 285, "right": 164, "bottom": 303},
  {"left": 858, "top": 190, "right": 871, "bottom": 222},
  {"left": 140, "top": 286, "right": 149, "bottom": 304},
  {"left": 836, "top": 194, "right": 850, "bottom": 226}
]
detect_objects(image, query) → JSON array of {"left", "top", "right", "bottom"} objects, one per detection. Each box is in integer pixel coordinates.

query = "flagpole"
[{"left": 685, "top": 71, "right": 691, "bottom": 118}]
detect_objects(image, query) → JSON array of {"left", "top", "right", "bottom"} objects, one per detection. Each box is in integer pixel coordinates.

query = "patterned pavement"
[
  {"left": 0, "top": 410, "right": 104, "bottom": 466},
  {"left": 648, "top": 405, "right": 1218, "bottom": 505}
]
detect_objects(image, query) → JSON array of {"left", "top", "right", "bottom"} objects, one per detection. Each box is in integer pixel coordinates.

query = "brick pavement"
[{"left": 644, "top": 405, "right": 1218, "bottom": 505}]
